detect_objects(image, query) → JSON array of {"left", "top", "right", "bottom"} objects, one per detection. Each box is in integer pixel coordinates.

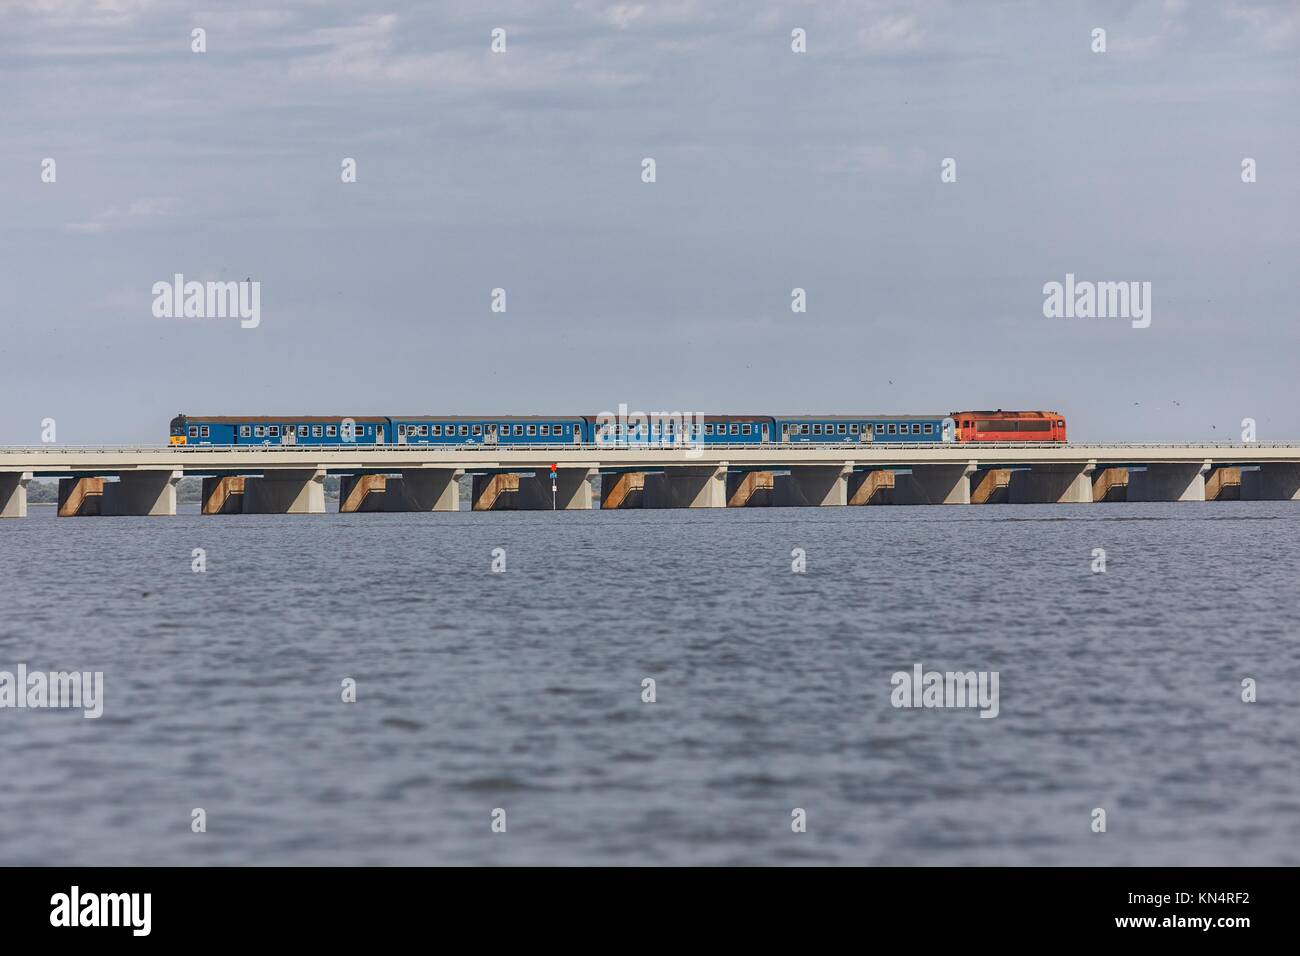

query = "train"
[{"left": 169, "top": 410, "right": 1066, "bottom": 446}]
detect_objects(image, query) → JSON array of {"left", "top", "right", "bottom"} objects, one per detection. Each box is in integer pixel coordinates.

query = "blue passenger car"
[
  {"left": 590, "top": 413, "right": 772, "bottom": 445},
  {"left": 389, "top": 416, "right": 589, "bottom": 446},
  {"left": 774, "top": 414, "right": 950, "bottom": 443},
  {"left": 169, "top": 414, "right": 389, "bottom": 445}
]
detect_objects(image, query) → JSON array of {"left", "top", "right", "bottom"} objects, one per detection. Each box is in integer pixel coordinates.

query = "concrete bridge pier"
[
  {"left": 517, "top": 468, "right": 593, "bottom": 510},
  {"left": 1008, "top": 465, "right": 1094, "bottom": 504},
  {"left": 1091, "top": 467, "right": 1129, "bottom": 502},
  {"left": 1205, "top": 466, "right": 1242, "bottom": 501},
  {"left": 473, "top": 473, "right": 517, "bottom": 510},
  {"left": 970, "top": 468, "right": 1012, "bottom": 504},
  {"left": 1127, "top": 463, "right": 1208, "bottom": 502},
  {"left": 338, "top": 474, "right": 387, "bottom": 513},
  {"left": 847, "top": 469, "right": 894, "bottom": 505},
  {"left": 388, "top": 469, "right": 462, "bottom": 511},
  {"left": 0, "top": 472, "right": 32, "bottom": 518},
  {"left": 894, "top": 464, "right": 974, "bottom": 505},
  {"left": 473, "top": 470, "right": 592, "bottom": 510},
  {"left": 243, "top": 469, "right": 327, "bottom": 514},
  {"left": 775, "top": 464, "right": 852, "bottom": 507},
  {"left": 1241, "top": 463, "right": 1300, "bottom": 500},
  {"left": 600, "top": 471, "right": 645, "bottom": 509},
  {"left": 644, "top": 466, "right": 727, "bottom": 509},
  {"left": 58, "top": 477, "right": 104, "bottom": 516},
  {"left": 102, "top": 470, "right": 181, "bottom": 516},
  {"left": 202, "top": 476, "right": 246, "bottom": 514},
  {"left": 726, "top": 470, "right": 773, "bottom": 507}
]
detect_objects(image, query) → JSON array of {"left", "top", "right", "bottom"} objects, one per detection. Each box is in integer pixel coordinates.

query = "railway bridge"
[{"left": 2, "top": 442, "right": 1299, "bottom": 517}]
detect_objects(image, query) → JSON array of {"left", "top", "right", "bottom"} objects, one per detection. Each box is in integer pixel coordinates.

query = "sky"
[{"left": 1, "top": 0, "right": 1297, "bottom": 443}]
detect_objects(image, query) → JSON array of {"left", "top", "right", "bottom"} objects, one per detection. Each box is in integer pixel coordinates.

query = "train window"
[
  {"left": 812, "top": 424, "right": 822, "bottom": 435},
  {"left": 298, "top": 425, "right": 308, "bottom": 437},
  {"left": 540, "top": 425, "right": 550, "bottom": 436},
  {"left": 911, "top": 424, "right": 921, "bottom": 434},
  {"left": 269, "top": 425, "right": 280, "bottom": 437},
  {"left": 417, "top": 425, "right": 426, "bottom": 436},
  {"left": 838, "top": 423, "right": 847, "bottom": 434},
  {"left": 728, "top": 424, "right": 738, "bottom": 435},
  {"left": 326, "top": 425, "right": 337, "bottom": 436},
  {"left": 742, "top": 423, "right": 751, "bottom": 435},
  {"left": 200, "top": 426, "right": 210, "bottom": 438},
  {"left": 458, "top": 425, "right": 468, "bottom": 436},
  {"left": 527, "top": 425, "right": 537, "bottom": 436},
  {"left": 240, "top": 426, "right": 251, "bottom": 438},
  {"left": 888, "top": 424, "right": 897, "bottom": 435},
  {"left": 397, "top": 425, "right": 407, "bottom": 437},
  {"left": 472, "top": 425, "right": 482, "bottom": 436},
  {"left": 188, "top": 426, "right": 198, "bottom": 437},
  {"left": 850, "top": 423, "right": 859, "bottom": 434},
  {"left": 923, "top": 424, "right": 933, "bottom": 434},
  {"left": 875, "top": 423, "right": 885, "bottom": 434},
  {"left": 312, "top": 426, "right": 323, "bottom": 437},
  {"left": 254, "top": 426, "right": 265, "bottom": 437}
]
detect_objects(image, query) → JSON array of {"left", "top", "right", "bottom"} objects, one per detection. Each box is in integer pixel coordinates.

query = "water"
[{"left": 1, "top": 501, "right": 1297, "bottom": 866}]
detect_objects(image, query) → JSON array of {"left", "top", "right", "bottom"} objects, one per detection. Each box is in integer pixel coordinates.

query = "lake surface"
[{"left": 1, "top": 501, "right": 1297, "bottom": 865}]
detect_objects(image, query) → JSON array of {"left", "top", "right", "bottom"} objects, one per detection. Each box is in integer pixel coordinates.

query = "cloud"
[
  {"left": 280, "top": 12, "right": 645, "bottom": 93},
  {"left": 62, "top": 198, "right": 177, "bottom": 234},
  {"left": 857, "top": 15, "right": 923, "bottom": 53}
]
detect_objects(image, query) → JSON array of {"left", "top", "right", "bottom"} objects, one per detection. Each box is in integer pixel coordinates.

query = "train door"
[
  {"left": 486, "top": 423, "right": 498, "bottom": 446},
  {"left": 781, "top": 423, "right": 790, "bottom": 442},
  {"left": 573, "top": 425, "right": 581, "bottom": 446},
  {"left": 397, "top": 425, "right": 407, "bottom": 445},
  {"left": 376, "top": 425, "right": 385, "bottom": 444}
]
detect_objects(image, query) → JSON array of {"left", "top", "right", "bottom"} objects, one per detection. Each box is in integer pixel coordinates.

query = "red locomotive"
[{"left": 951, "top": 410, "right": 1066, "bottom": 443}]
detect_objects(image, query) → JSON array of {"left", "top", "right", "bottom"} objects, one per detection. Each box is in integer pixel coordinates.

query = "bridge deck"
[{"left": 2, "top": 442, "right": 1299, "bottom": 474}]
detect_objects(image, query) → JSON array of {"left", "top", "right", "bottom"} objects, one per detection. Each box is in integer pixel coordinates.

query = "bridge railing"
[{"left": 2, "top": 442, "right": 1299, "bottom": 454}]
